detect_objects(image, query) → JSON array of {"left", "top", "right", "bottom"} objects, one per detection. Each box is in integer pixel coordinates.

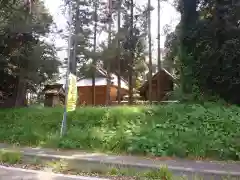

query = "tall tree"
[
  {"left": 101, "top": 0, "right": 147, "bottom": 88},
  {"left": 92, "top": 0, "right": 98, "bottom": 105},
  {"left": 147, "top": 0, "right": 153, "bottom": 103},
  {"left": 167, "top": 0, "right": 240, "bottom": 103},
  {"left": 179, "top": 0, "right": 197, "bottom": 94},
  {"left": 157, "top": 0, "right": 161, "bottom": 71},
  {"left": 0, "top": 0, "right": 60, "bottom": 107},
  {"left": 117, "top": 0, "right": 122, "bottom": 104},
  {"left": 128, "top": 0, "right": 134, "bottom": 105},
  {"left": 106, "top": 0, "right": 113, "bottom": 105}
]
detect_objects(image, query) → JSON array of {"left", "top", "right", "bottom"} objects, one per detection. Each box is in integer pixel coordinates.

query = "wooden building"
[
  {"left": 77, "top": 68, "right": 129, "bottom": 105},
  {"left": 139, "top": 68, "right": 174, "bottom": 101},
  {"left": 43, "top": 84, "right": 65, "bottom": 107}
]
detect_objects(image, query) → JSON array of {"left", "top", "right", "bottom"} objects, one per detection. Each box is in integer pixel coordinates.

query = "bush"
[
  {"left": 0, "top": 150, "right": 22, "bottom": 164},
  {"left": 0, "top": 103, "right": 239, "bottom": 160}
]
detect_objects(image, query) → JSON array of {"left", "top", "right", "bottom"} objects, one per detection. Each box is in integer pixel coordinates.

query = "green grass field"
[{"left": 0, "top": 102, "right": 239, "bottom": 160}]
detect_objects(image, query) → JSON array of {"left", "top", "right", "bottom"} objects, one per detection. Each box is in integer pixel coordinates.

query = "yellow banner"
[{"left": 67, "top": 73, "right": 77, "bottom": 112}]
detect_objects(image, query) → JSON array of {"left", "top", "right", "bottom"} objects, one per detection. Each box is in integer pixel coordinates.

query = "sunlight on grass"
[{"left": 0, "top": 103, "right": 239, "bottom": 160}]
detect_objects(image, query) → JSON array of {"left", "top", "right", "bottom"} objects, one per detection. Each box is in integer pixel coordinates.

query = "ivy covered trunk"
[
  {"left": 15, "top": 69, "right": 27, "bottom": 107},
  {"left": 179, "top": 0, "right": 197, "bottom": 94}
]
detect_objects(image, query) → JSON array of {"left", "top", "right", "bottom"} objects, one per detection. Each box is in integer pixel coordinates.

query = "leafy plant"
[
  {"left": 0, "top": 150, "right": 22, "bottom": 164},
  {"left": 144, "top": 166, "right": 173, "bottom": 180},
  {"left": 0, "top": 103, "right": 239, "bottom": 160}
]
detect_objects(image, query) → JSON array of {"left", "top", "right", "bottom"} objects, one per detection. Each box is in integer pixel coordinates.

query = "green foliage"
[
  {"left": 174, "top": 0, "right": 240, "bottom": 104},
  {"left": 144, "top": 166, "right": 173, "bottom": 180},
  {"left": 0, "top": 150, "right": 22, "bottom": 164},
  {"left": 0, "top": 0, "right": 60, "bottom": 107},
  {"left": 0, "top": 104, "right": 240, "bottom": 160}
]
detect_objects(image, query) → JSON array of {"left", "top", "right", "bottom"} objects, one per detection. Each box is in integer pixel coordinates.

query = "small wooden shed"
[
  {"left": 43, "top": 84, "right": 65, "bottom": 107},
  {"left": 139, "top": 68, "right": 174, "bottom": 101},
  {"left": 77, "top": 68, "right": 129, "bottom": 105}
]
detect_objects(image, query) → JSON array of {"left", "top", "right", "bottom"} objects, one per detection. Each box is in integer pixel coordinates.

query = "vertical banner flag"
[{"left": 67, "top": 73, "right": 77, "bottom": 112}]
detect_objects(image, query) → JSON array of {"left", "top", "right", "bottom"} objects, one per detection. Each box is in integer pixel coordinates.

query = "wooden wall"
[
  {"left": 78, "top": 86, "right": 106, "bottom": 105},
  {"left": 44, "top": 95, "right": 60, "bottom": 107},
  {"left": 78, "top": 85, "right": 128, "bottom": 105},
  {"left": 145, "top": 71, "right": 173, "bottom": 101}
]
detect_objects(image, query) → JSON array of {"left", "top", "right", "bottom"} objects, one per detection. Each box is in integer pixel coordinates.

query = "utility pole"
[
  {"left": 92, "top": 0, "right": 98, "bottom": 105},
  {"left": 128, "top": 0, "right": 134, "bottom": 105},
  {"left": 147, "top": 0, "right": 152, "bottom": 104},
  {"left": 61, "top": 0, "right": 79, "bottom": 137}
]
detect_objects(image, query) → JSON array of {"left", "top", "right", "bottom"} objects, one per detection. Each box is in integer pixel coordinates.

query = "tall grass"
[{"left": 0, "top": 102, "right": 239, "bottom": 160}]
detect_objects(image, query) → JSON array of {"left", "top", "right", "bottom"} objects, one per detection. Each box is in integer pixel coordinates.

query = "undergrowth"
[
  {"left": 0, "top": 102, "right": 239, "bottom": 160},
  {"left": 0, "top": 150, "right": 22, "bottom": 164}
]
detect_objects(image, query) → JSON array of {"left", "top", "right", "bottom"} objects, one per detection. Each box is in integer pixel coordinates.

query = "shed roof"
[
  {"left": 139, "top": 68, "right": 176, "bottom": 92},
  {"left": 77, "top": 67, "right": 129, "bottom": 90},
  {"left": 55, "top": 67, "right": 129, "bottom": 90},
  {"left": 43, "top": 84, "right": 65, "bottom": 95}
]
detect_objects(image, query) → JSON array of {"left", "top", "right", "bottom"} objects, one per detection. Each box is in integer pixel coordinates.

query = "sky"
[{"left": 43, "top": 0, "right": 180, "bottom": 63}]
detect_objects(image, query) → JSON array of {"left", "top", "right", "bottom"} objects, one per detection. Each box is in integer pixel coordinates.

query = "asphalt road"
[
  {"left": 0, "top": 165, "right": 240, "bottom": 180},
  {"left": 0, "top": 166, "right": 109, "bottom": 180}
]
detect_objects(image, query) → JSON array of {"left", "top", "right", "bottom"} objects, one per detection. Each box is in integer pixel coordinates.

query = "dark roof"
[
  {"left": 139, "top": 68, "right": 176, "bottom": 92},
  {"left": 43, "top": 84, "right": 65, "bottom": 95}
]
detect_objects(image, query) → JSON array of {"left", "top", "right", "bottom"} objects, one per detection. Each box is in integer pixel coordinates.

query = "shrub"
[
  {"left": 0, "top": 103, "right": 239, "bottom": 160},
  {"left": 0, "top": 150, "right": 22, "bottom": 164}
]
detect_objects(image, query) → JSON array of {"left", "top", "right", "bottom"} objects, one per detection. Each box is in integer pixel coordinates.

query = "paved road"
[
  {"left": 0, "top": 166, "right": 109, "bottom": 180},
  {"left": 0, "top": 165, "right": 239, "bottom": 180},
  {"left": 0, "top": 143, "right": 240, "bottom": 179}
]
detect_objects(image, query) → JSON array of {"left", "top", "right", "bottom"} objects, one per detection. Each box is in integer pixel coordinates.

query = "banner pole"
[{"left": 61, "top": 3, "right": 72, "bottom": 137}]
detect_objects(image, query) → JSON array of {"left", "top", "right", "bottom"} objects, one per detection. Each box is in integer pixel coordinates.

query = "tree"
[
  {"left": 91, "top": 0, "right": 98, "bottom": 105},
  {"left": 128, "top": 0, "right": 134, "bottom": 104},
  {"left": 147, "top": 0, "right": 153, "bottom": 103},
  {"left": 167, "top": 0, "right": 240, "bottom": 103},
  {"left": 116, "top": 0, "right": 123, "bottom": 104},
  {"left": 99, "top": 0, "right": 147, "bottom": 103},
  {"left": 178, "top": 0, "right": 197, "bottom": 94},
  {"left": 0, "top": 0, "right": 60, "bottom": 107},
  {"left": 106, "top": 0, "right": 113, "bottom": 105},
  {"left": 157, "top": 0, "right": 161, "bottom": 71},
  {"left": 163, "top": 27, "right": 179, "bottom": 75}
]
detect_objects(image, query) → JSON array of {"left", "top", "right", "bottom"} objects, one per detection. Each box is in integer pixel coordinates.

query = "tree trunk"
[
  {"left": 71, "top": 0, "right": 80, "bottom": 75},
  {"left": 180, "top": 0, "right": 197, "bottom": 94},
  {"left": 128, "top": 0, "right": 134, "bottom": 105},
  {"left": 157, "top": 0, "right": 161, "bottom": 101},
  {"left": 147, "top": 0, "right": 153, "bottom": 104},
  {"left": 106, "top": 0, "right": 112, "bottom": 105},
  {"left": 92, "top": 0, "right": 98, "bottom": 105},
  {"left": 117, "top": 0, "right": 122, "bottom": 104},
  {"left": 157, "top": 0, "right": 161, "bottom": 71},
  {"left": 15, "top": 69, "right": 27, "bottom": 107}
]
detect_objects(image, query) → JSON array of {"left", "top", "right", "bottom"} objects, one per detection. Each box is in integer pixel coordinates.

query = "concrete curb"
[
  {"left": 2, "top": 147, "right": 240, "bottom": 178},
  {"left": 0, "top": 165, "right": 110, "bottom": 180},
  {"left": 22, "top": 152, "right": 240, "bottom": 177}
]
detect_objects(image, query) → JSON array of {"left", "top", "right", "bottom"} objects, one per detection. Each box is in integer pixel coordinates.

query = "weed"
[
  {"left": 0, "top": 103, "right": 239, "bottom": 160},
  {"left": 144, "top": 166, "right": 173, "bottom": 180},
  {"left": 46, "top": 160, "right": 68, "bottom": 172},
  {"left": 0, "top": 150, "right": 22, "bottom": 164}
]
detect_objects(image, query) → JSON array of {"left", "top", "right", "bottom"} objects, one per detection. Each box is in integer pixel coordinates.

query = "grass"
[
  {"left": 0, "top": 150, "right": 22, "bottom": 164},
  {"left": 0, "top": 102, "right": 239, "bottom": 160},
  {"left": 46, "top": 161, "right": 176, "bottom": 179}
]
